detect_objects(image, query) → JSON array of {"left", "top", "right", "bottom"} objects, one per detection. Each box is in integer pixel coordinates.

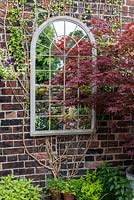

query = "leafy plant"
[
  {"left": 8, "top": 5, "right": 27, "bottom": 74},
  {"left": 52, "top": 18, "right": 134, "bottom": 116},
  {"left": 97, "top": 163, "right": 133, "bottom": 200},
  {"left": 0, "top": 175, "right": 42, "bottom": 200},
  {"left": 61, "top": 178, "right": 81, "bottom": 196},
  {"left": 36, "top": 25, "right": 60, "bottom": 84},
  {"left": 35, "top": 116, "right": 48, "bottom": 130},
  {"left": 46, "top": 177, "right": 65, "bottom": 191},
  {"left": 77, "top": 171, "right": 103, "bottom": 200}
]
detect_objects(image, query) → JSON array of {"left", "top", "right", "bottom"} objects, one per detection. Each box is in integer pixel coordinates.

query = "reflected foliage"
[
  {"left": 35, "top": 20, "right": 93, "bottom": 132},
  {"left": 36, "top": 25, "right": 60, "bottom": 84}
]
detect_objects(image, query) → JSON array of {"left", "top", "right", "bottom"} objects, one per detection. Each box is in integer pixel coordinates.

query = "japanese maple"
[{"left": 52, "top": 18, "right": 134, "bottom": 116}]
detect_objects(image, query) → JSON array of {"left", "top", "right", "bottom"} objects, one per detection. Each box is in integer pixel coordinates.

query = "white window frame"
[{"left": 30, "top": 16, "right": 97, "bottom": 136}]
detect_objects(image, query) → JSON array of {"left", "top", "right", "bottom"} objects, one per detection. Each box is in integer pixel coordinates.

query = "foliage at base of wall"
[
  {"left": 0, "top": 0, "right": 134, "bottom": 184},
  {"left": 45, "top": 163, "right": 133, "bottom": 200},
  {"left": 0, "top": 175, "right": 42, "bottom": 200}
]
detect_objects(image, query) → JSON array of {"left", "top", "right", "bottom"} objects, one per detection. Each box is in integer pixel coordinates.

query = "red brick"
[
  {"left": 122, "top": 8, "right": 129, "bottom": 16},
  {"left": 17, "top": 111, "right": 25, "bottom": 117},
  {"left": 6, "top": 111, "right": 17, "bottom": 118},
  {"left": 0, "top": 141, "right": 13, "bottom": 148},
  {"left": 98, "top": 134, "right": 115, "bottom": 140},
  {"left": 25, "top": 161, "right": 38, "bottom": 168},
  {"left": 110, "top": 161, "right": 123, "bottom": 167},
  {"left": 2, "top": 162, "right": 24, "bottom": 169},
  {"left": 2, "top": 104, "right": 23, "bottom": 110},
  {"left": 18, "top": 154, "right": 29, "bottom": 161},
  {"left": 26, "top": 174, "right": 45, "bottom": 181},
  {"left": 0, "top": 170, "right": 12, "bottom": 176},
  {"left": 122, "top": 5, "right": 129, "bottom": 12},
  {"left": 124, "top": 160, "right": 134, "bottom": 165},
  {"left": 86, "top": 161, "right": 104, "bottom": 169},
  {"left": 0, "top": 112, "right": 4, "bottom": 118},
  {"left": 0, "top": 127, "right": 12, "bottom": 134},
  {"left": 96, "top": 155, "right": 113, "bottom": 161},
  {"left": 85, "top": 156, "right": 94, "bottom": 161},
  {"left": 105, "top": 147, "right": 122, "bottom": 154},
  {"left": 89, "top": 141, "right": 99, "bottom": 148},
  {"left": 3, "top": 148, "right": 24, "bottom": 155},
  {"left": 14, "top": 140, "right": 35, "bottom": 147},
  {"left": 36, "top": 167, "right": 49, "bottom": 174},
  {"left": 0, "top": 10, "right": 5, "bottom": 17},
  {"left": 0, "top": 156, "right": 6, "bottom": 162},
  {"left": 0, "top": 42, "right": 6, "bottom": 48},
  {"left": 34, "top": 152, "right": 49, "bottom": 160},
  {"left": 117, "top": 120, "right": 133, "bottom": 126},
  {"left": 115, "top": 154, "right": 131, "bottom": 160},
  {"left": 97, "top": 127, "right": 111, "bottom": 133},
  {"left": 13, "top": 125, "right": 30, "bottom": 133},
  {"left": 57, "top": 135, "right": 77, "bottom": 142},
  {"left": 13, "top": 96, "right": 24, "bottom": 102},
  {"left": 14, "top": 168, "right": 34, "bottom": 175},
  {"left": 112, "top": 127, "right": 130, "bottom": 133},
  {"left": 0, "top": 3, "right": 5, "bottom": 9},
  {"left": 123, "top": 147, "right": 134, "bottom": 153},
  {"left": 26, "top": 146, "right": 39, "bottom": 153},
  {"left": 2, "top": 133, "right": 22, "bottom": 140},
  {"left": 2, "top": 88, "right": 23, "bottom": 95},
  {"left": 1, "top": 119, "right": 23, "bottom": 126},
  {"left": 129, "top": 6, "right": 134, "bottom": 13},
  {"left": 7, "top": 155, "right": 18, "bottom": 162},
  {"left": 0, "top": 96, "right": 11, "bottom": 103},
  {"left": 12, "top": 126, "right": 23, "bottom": 133},
  {"left": 14, "top": 140, "right": 23, "bottom": 147},
  {"left": 119, "top": 141, "right": 128, "bottom": 147},
  {"left": 101, "top": 141, "right": 118, "bottom": 147},
  {"left": 87, "top": 148, "right": 103, "bottom": 154},
  {"left": 0, "top": 80, "right": 5, "bottom": 87},
  {"left": 117, "top": 133, "right": 131, "bottom": 140},
  {"left": 36, "top": 139, "right": 46, "bottom": 146},
  {"left": 126, "top": 0, "right": 134, "bottom": 6},
  {"left": 6, "top": 81, "right": 17, "bottom": 87}
]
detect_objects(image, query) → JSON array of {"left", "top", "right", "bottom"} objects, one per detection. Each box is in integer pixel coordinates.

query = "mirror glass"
[{"left": 35, "top": 19, "right": 93, "bottom": 132}]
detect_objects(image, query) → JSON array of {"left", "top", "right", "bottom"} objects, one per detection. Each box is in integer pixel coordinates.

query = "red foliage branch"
[{"left": 52, "top": 18, "right": 134, "bottom": 115}]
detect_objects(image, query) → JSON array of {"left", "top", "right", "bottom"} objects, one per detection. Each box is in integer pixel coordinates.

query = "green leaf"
[{"left": 110, "top": 185, "right": 114, "bottom": 191}]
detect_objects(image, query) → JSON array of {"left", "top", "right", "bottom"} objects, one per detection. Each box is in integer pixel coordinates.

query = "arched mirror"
[{"left": 30, "top": 16, "right": 96, "bottom": 136}]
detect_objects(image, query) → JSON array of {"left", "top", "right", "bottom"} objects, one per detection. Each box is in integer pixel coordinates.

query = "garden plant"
[
  {"left": 97, "top": 163, "right": 133, "bottom": 200},
  {"left": 44, "top": 163, "right": 133, "bottom": 200},
  {"left": 0, "top": 175, "right": 42, "bottom": 200}
]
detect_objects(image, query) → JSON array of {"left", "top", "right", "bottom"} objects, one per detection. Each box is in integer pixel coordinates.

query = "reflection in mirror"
[{"left": 33, "top": 17, "right": 96, "bottom": 134}]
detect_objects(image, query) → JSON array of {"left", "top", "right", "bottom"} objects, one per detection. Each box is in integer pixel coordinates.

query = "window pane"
[
  {"left": 79, "top": 116, "right": 91, "bottom": 129},
  {"left": 35, "top": 116, "right": 49, "bottom": 130},
  {"left": 36, "top": 86, "right": 49, "bottom": 100}
]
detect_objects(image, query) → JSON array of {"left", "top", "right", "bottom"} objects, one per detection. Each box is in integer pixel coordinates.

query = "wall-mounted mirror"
[{"left": 31, "top": 16, "right": 96, "bottom": 136}]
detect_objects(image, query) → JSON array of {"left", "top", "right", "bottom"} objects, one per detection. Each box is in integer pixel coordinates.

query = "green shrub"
[
  {"left": 61, "top": 178, "right": 81, "bottom": 196},
  {"left": 77, "top": 171, "right": 103, "bottom": 200},
  {"left": 0, "top": 175, "right": 42, "bottom": 200},
  {"left": 45, "top": 177, "right": 65, "bottom": 191},
  {"left": 97, "top": 163, "right": 133, "bottom": 200}
]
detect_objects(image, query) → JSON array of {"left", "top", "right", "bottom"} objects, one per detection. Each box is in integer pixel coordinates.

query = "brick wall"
[{"left": 0, "top": 0, "right": 134, "bottom": 187}]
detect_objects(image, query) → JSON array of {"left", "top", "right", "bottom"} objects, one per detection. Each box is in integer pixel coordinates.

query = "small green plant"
[
  {"left": 46, "top": 177, "right": 65, "bottom": 191},
  {"left": 45, "top": 178, "right": 64, "bottom": 200},
  {"left": 0, "top": 175, "right": 42, "bottom": 200},
  {"left": 61, "top": 179, "right": 81, "bottom": 195},
  {"left": 97, "top": 163, "right": 133, "bottom": 200},
  {"left": 77, "top": 171, "right": 103, "bottom": 200}
]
